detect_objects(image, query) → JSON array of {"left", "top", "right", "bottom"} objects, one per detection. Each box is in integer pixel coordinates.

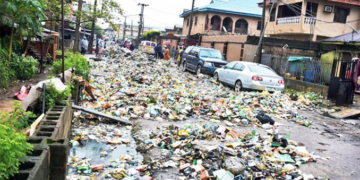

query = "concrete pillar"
[
  {"left": 219, "top": 18, "right": 223, "bottom": 31},
  {"left": 207, "top": 17, "right": 211, "bottom": 32},
  {"left": 232, "top": 21, "right": 236, "bottom": 33}
]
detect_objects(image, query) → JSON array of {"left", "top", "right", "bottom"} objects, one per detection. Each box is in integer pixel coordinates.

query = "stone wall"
[{"left": 285, "top": 78, "right": 329, "bottom": 97}]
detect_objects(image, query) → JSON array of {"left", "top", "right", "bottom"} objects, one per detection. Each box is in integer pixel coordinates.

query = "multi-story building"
[
  {"left": 259, "top": 0, "right": 360, "bottom": 41},
  {"left": 180, "top": 0, "right": 262, "bottom": 36}
]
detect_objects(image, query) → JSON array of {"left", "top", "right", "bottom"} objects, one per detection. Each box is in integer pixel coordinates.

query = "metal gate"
[{"left": 328, "top": 59, "right": 356, "bottom": 106}]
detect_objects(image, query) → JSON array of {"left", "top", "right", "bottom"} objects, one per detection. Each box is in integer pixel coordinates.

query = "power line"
[{"left": 143, "top": 15, "right": 168, "bottom": 25}]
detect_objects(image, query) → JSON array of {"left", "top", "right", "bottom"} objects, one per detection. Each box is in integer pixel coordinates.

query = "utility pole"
[
  {"left": 257, "top": 0, "right": 267, "bottom": 63},
  {"left": 88, "top": 0, "right": 97, "bottom": 54},
  {"left": 74, "top": 0, "right": 83, "bottom": 52},
  {"left": 253, "top": 2, "right": 275, "bottom": 62},
  {"left": 123, "top": 16, "right": 127, "bottom": 41},
  {"left": 118, "top": 24, "right": 120, "bottom": 39},
  {"left": 131, "top": 20, "right": 133, "bottom": 37},
  {"left": 136, "top": 3, "right": 149, "bottom": 48},
  {"left": 187, "top": 0, "right": 195, "bottom": 38},
  {"left": 61, "top": 0, "right": 65, "bottom": 82}
]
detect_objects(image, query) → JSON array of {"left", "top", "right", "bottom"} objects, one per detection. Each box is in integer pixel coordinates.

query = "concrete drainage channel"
[{"left": 11, "top": 104, "right": 73, "bottom": 180}]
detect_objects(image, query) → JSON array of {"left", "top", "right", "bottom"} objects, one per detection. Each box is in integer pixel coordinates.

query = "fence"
[{"left": 261, "top": 54, "right": 333, "bottom": 86}]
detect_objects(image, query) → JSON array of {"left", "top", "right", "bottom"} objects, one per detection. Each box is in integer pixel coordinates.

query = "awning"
[{"left": 288, "top": 56, "right": 313, "bottom": 62}]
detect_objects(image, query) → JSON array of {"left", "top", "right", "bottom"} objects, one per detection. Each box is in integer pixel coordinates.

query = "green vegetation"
[
  {"left": 0, "top": 0, "right": 46, "bottom": 62},
  {"left": 142, "top": 30, "right": 161, "bottom": 40},
  {"left": 41, "top": 82, "right": 72, "bottom": 111},
  {"left": 0, "top": 101, "right": 34, "bottom": 179},
  {"left": 0, "top": 37, "right": 39, "bottom": 88},
  {"left": 52, "top": 50, "right": 90, "bottom": 76},
  {"left": 83, "top": 23, "right": 104, "bottom": 37},
  {"left": 11, "top": 55, "right": 39, "bottom": 80}
]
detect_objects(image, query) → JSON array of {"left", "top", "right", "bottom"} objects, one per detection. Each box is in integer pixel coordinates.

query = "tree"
[
  {"left": 84, "top": 23, "right": 104, "bottom": 37},
  {"left": 0, "top": 0, "right": 47, "bottom": 63},
  {"left": 72, "top": 0, "right": 123, "bottom": 53}
]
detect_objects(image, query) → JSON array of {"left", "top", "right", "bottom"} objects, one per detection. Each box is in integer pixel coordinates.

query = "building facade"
[
  {"left": 260, "top": 0, "right": 360, "bottom": 41},
  {"left": 180, "top": 0, "right": 262, "bottom": 36}
]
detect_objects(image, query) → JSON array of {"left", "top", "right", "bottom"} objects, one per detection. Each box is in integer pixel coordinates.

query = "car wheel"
[
  {"left": 196, "top": 65, "right": 202, "bottom": 75},
  {"left": 182, "top": 61, "right": 187, "bottom": 72},
  {"left": 235, "top": 80, "right": 243, "bottom": 92},
  {"left": 214, "top": 73, "right": 219, "bottom": 82}
]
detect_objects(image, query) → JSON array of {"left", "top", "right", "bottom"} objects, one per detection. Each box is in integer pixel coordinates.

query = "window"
[
  {"left": 187, "top": 19, "right": 190, "bottom": 26},
  {"left": 225, "top": 62, "right": 237, "bottom": 69},
  {"left": 146, "top": 42, "right": 150, "bottom": 46},
  {"left": 151, "top": 43, "right": 156, "bottom": 47},
  {"left": 270, "top": 8, "right": 276, "bottom": 22},
  {"left": 257, "top": 21, "right": 262, "bottom": 30},
  {"left": 306, "top": 2, "right": 318, "bottom": 17},
  {"left": 199, "top": 49, "right": 223, "bottom": 59},
  {"left": 234, "top": 63, "right": 245, "bottom": 71},
  {"left": 334, "top": 6, "right": 350, "bottom": 23},
  {"left": 195, "top": 17, "right": 198, "bottom": 26},
  {"left": 248, "top": 65, "right": 277, "bottom": 76},
  {"left": 190, "top": 47, "right": 198, "bottom": 56},
  {"left": 277, "top": 2, "right": 302, "bottom": 18}
]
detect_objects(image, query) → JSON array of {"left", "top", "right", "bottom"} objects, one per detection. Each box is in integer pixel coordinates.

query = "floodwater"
[{"left": 67, "top": 122, "right": 143, "bottom": 179}]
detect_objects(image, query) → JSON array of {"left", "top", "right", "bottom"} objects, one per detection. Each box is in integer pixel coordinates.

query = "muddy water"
[{"left": 67, "top": 121, "right": 143, "bottom": 179}]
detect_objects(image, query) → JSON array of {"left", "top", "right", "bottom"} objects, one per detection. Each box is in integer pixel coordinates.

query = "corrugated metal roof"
[
  {"left": 323, "top": 30, "right": 360, "bottom": 42},
  {"left": 180, "top": 0, "right": 262, "bottom": 18}
]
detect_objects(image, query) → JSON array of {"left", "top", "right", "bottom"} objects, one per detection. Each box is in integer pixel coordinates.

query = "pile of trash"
[
  {"left": 80, "top": 53, "right": 331, "bottom": 127},
  {"left": 67, "top": 50, "right": 332, "bottom": 179},
  {"left": 132, "top": 123, "right": 327, "bottom": 180}
]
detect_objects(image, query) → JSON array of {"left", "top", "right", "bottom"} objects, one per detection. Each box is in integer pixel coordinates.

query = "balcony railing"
[
  {"left": 277, "top": 16, "right": 300, "bottom": 25},
  {"left": 304, "top": 16, "right": 316, "bottom": 25},
  {"left": 276, "top": 16, "right": 316, "bottom": 25}
]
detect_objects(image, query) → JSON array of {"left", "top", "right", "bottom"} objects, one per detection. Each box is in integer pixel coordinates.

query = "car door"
[
  {"left": 192, "top": 48, "right": 200, "bottom": 69},
  {"left": 220, "top": 62, "right": 237, "bottom": 84},
  {"left": 228, "top": 62, "right": 245, "bottom": 86},
  {"left": 183, "top": 46, "right": 193, "bottom": 68},
  {"left": 187, "top": 48, "right": 197, "bottom": 70}
]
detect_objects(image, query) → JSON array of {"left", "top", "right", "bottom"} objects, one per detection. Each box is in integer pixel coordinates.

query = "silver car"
[{"left": 214, "top": 61, "right": 285, "bottom": 92}]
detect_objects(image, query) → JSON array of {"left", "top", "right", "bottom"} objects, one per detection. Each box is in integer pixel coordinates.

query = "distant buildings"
[
  {"left": 113, "top": 24, "right": 153, "bottom": 39},
  {"left": 180, "top": 0, "right": 262, "bottom": 36}
]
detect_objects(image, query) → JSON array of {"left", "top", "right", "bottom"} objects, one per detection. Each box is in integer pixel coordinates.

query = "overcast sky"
[{"left": 85, "top": 0, "right": 212, "bottom": 30}]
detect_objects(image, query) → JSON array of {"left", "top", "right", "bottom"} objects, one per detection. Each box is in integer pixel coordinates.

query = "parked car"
[
  {"left": 139, "top": 41, "right": 157, "bottom": 54},
  {"left": 181, "top": 46, "right": 228, "bottom": 76},
  {"left": 214, "top": 61, "right": 285, "bottom": 92}
]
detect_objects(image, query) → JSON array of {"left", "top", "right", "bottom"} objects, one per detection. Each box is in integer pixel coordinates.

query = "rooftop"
[
  {"left": 259, "top": 0, "right": 360, "bottom": 7},
  {"left": 180, "top": 0, "right": 262, "bottom": 18},
  {"left": 323, "top": 30, "right": 360, "bottom": 43}
]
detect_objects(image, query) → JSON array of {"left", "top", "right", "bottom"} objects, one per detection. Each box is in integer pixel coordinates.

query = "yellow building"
[
  {"left": 180, "top": 0, "right": 262, "bottom": 36},
  {"left": 259, "top": 0, "right": 360, "bottom": 41}
]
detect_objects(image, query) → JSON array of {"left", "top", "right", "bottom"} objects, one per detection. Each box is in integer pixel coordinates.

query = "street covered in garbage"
[{"left": 66, "top": 50, "right": 360, "bottom": 180}]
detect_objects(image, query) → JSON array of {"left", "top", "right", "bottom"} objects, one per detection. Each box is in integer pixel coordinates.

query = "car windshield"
[
  {"left": 199, "top": 50, "right": 223, "bottom": 59},
  {"left": 248, "top": 65, "right": 278, "bottom": 76}
]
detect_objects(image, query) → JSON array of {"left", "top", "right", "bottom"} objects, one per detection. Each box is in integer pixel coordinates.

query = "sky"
[{"left": 84, "top": 0, "right": 212, "bottom": 30}]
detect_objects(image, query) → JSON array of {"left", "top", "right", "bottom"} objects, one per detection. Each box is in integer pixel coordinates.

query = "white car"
[{"left": 214, "top": 61, "right": 285, "bottom": 92}]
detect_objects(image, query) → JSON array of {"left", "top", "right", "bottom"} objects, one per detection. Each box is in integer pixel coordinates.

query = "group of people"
[
  {"left": 79, "top": 36, "right": 104, "bottom": 58},
  {"left": 154, "top": 45, "right": 185, "bottom": 65}
]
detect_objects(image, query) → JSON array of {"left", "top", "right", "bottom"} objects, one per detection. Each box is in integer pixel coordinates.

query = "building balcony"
[{"left": 277, "top": 16, "right": 316, "bottom": 25}]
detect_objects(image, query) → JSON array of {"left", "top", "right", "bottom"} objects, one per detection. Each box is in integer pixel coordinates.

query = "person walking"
[
  {"left": 164, "top": 47, "right": 170, "bottom": 61},
  {"left": 80, "top": 37, "right": 88, "bottom": 55},
  {"left": 171, "top": 46, "right": 176, "bottom": 59},
  {"left": 177, "top": 47, "right": 183, "bottom": 68},
  {"left": 97, "top": 37, "right": 103, "bottom": 58}
]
